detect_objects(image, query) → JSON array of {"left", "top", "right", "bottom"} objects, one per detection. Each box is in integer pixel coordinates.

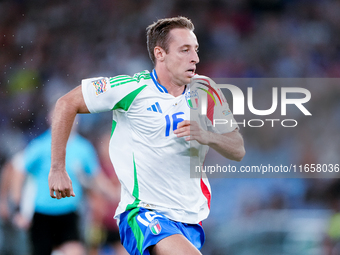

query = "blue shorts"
[{"left": 118, "top": 207, "right": 205, "bottom": 255}]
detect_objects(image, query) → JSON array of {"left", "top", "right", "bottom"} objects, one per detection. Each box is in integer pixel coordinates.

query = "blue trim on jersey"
[
  {"left": 151, "top": 69, "right": 187, "bottom": 95},
  {"left": 151, "top": 69, "right": 168, "bottom": 93},
  {"left": 119, "top": 207, "right": 205, "bottom": 255}
]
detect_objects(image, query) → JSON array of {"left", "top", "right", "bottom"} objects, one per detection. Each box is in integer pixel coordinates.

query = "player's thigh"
[{"left": 149, "top": 234, "right": 202, "bottom": 255}]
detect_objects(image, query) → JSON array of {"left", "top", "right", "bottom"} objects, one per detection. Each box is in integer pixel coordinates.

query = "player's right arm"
[
  {"left": 49, "top": 85, "right": 89, "bottom": 199},
  {"left": 49, "top": 73, "right": 146, "bottom": 199}
]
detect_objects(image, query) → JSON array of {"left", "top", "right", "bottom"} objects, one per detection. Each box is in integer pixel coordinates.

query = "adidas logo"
[{"left": 147, "top": 102, "right": 162, "bottom": 113}]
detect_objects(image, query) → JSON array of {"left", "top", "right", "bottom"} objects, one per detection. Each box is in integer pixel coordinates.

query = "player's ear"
[{"left": 154, "top": 46, "right": 166, "bottom": 62}]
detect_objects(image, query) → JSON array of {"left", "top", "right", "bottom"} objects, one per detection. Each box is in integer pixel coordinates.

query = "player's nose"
[{"left": 191, "top": 50, "right": 199, "bottom": 64}]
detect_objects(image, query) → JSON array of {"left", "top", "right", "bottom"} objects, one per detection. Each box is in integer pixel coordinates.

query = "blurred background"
[{"left": 1, "top": 0, "right": 340, "bottom": 254}]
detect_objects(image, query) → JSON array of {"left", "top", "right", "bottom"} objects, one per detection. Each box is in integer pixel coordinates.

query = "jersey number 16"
[{"left": 165, "top": 112, "right": 184, "bottom": 137}]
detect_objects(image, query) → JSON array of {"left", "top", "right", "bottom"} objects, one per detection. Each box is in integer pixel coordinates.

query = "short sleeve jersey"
[
  {"left": 19, "top": 130, "right": 100, "bottom": 215},
  {"left": 82, "top": 69, "right": 238, "bottom": 224}
]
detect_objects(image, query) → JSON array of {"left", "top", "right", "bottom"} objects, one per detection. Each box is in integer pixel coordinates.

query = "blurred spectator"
[
  {"left": 0, "top": 161, "right": 31, "bottom": 255},
  {"left": 0, "top": 111, "right": 118, "bottom": 255}
]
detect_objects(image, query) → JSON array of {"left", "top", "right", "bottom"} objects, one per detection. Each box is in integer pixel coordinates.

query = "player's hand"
[
  {"left": 0, "top": 199, "right": 10, "bottom": 221},
  {"left": 174, "top": 120, "right": 211, "bottom": 145},
  {"left": 13, "top": 213, "right": 30, "bottom": 230},
  {"left": 48, "top": 169, "right": 75, "bottom": 199}
]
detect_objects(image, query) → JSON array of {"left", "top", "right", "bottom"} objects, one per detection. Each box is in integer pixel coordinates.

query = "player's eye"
[{"left": 182, "top": 49, "right": 189, "bottom": 52}]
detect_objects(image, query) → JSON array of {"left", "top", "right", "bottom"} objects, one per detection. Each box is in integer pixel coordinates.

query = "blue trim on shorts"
[{"left": 119, "top": 208, "right": 205, "bottom": 255}]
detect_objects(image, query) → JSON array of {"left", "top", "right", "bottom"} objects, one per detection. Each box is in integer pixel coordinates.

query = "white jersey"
[{"left": 82, "top": 69, "right": 237, "bottom": 224}]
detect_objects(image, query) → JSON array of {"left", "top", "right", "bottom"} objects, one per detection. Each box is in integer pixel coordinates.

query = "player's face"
[{"left": 164, "top": 28, "right": 199, "bottom": 86}]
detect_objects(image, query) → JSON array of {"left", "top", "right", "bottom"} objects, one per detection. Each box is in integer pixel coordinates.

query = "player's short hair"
[{"left": 146, "top": 16, "right": 195, "bottom": 64}]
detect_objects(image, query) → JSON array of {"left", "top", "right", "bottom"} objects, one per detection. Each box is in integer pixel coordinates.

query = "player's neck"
[{"left": 154, "top": 66, "right": 185, "bottom": 97}]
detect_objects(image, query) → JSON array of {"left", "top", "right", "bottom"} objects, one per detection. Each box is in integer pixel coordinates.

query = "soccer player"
[{"left": 49, "top": 16, "right": 245, "bottom": 255}]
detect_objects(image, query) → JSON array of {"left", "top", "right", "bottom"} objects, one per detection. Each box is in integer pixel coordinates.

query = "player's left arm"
[{"left": 174, "top": 120, "right": 245, "bottom": 161}]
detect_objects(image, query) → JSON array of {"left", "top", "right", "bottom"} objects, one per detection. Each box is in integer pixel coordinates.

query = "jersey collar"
[{"left": 150, "top": 69, "right": 186, "bottom": 95}]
